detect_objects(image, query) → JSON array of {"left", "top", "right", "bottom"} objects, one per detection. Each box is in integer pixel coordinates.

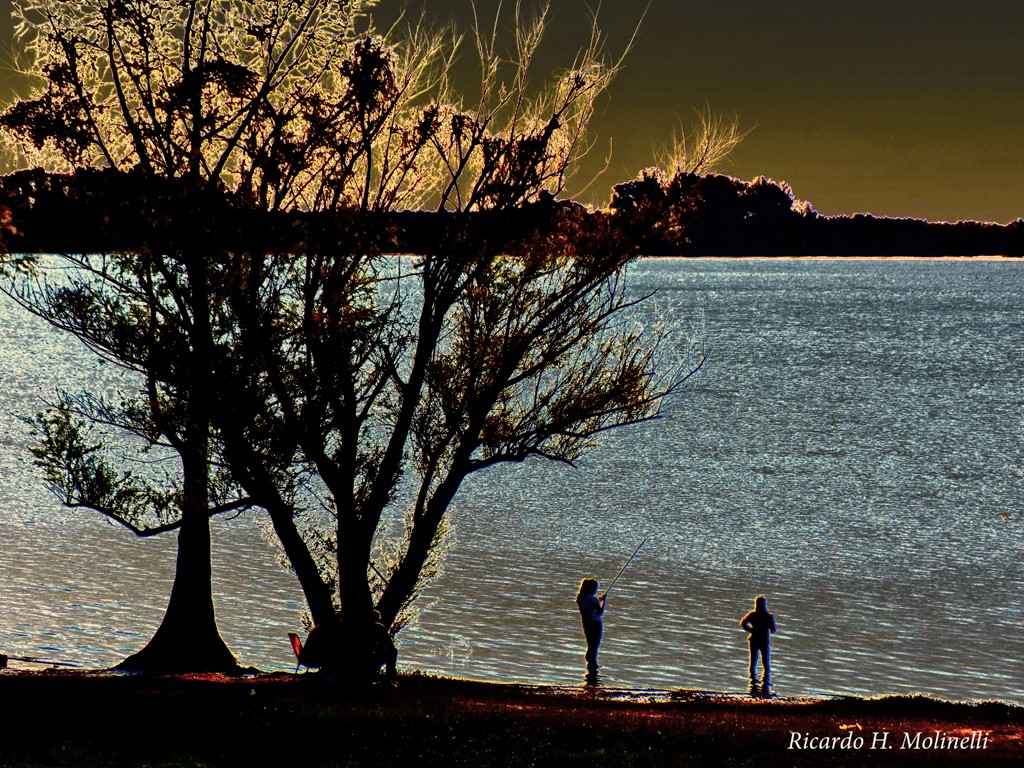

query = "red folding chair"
[{"left": 287, "top": 632, "right": 305, "bottom": 674}]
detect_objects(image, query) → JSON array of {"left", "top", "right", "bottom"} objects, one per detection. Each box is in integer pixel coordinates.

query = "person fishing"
[
  {"left": 576, "top": 578, "right": 606, "bottom": 673},
  {"left": 739, "top": 595, "right": 777, "bottom": 690},
  {"left": 575, "top": 536, "right": 648, "bottom": 676}
]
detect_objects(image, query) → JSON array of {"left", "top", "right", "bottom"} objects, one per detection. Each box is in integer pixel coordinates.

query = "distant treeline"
[
  {"left": 609, "top": 169, "right": 1024, "bottom": 257},
  {"left": 1, "top": 167, "right": 1022, "bottom": 257},
  {"left": 0, "top": 167, "right": 596, "bottom": 256}
]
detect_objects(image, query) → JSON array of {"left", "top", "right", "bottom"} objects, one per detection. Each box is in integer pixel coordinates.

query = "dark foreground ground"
[{"left": 0, "top": 670, "right": 1020, "bottom": 767}]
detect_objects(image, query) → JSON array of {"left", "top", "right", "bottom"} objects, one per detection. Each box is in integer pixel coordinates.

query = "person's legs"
[
  {"left": 761, "top": 643, "right": 771, "bottom": 685},
  {"left": 748, "top": 642, "right": 759, "bottom": 682},
  {"left": 583, "top": 621, "right": 602, "bottom": 670}
]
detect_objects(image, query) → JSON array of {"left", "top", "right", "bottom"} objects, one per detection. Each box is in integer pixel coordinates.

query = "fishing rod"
[
  {"left": 604, "top": 535, "right": 649, "bottom": 596},
  {"left": 1, "top": 654, "right": 79, "bottom": 668}
]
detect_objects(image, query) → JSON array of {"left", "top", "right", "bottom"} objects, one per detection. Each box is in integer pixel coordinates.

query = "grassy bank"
[{"left": 0, "top": 670, "right": 1020, "bottom": 767}]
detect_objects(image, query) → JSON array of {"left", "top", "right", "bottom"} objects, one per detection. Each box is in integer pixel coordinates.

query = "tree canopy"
[{"left": 1, "top": 0, "right": 700, "bottom": 676}]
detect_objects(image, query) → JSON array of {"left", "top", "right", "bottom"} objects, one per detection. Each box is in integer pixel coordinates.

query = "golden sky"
[
  {"left": 2, "top": 1, "right": 1020, "bottom": 223},
  {"left": 388, "top": 1, "right": 1023, "bottom": 223}
]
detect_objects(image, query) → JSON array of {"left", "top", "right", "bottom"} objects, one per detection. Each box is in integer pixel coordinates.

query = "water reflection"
[{"left": 1, "top": 259, "right": 1022, "bottom": 705}]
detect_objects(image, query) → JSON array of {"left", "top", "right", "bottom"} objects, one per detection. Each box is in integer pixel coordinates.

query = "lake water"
[{"left": 1, "top": 258, "right": 1021, "bottom": 704}]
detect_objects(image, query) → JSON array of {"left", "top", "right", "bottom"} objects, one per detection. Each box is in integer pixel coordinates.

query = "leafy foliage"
[{"left": 1, "top": 0, "right": 700, "bottom": 675}]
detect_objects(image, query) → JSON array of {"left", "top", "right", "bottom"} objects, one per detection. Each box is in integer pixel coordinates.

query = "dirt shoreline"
[{"left": 0, "top": 669, "right": 1020, "bottom": 767}]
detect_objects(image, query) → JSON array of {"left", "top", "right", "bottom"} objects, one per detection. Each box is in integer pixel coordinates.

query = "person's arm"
[
  {"left": 739, "top": 612, "right": 754, "bottom": 632},
  {"left": 597, "top": 593, "right": 607, "bottom": 614},
  {"left": 770, "top": 615, "right": 777, "bottom": 634}
]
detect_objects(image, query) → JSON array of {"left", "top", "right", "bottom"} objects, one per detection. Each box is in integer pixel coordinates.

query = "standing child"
[
  {"left": 576, "top": 578, "right": 607, "bottom": 673},
  {"left": 739, "top": 595, "right": 777, "bottom": 689}
]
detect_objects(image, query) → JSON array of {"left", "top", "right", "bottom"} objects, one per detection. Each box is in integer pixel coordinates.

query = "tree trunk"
[
  {"left": 115, "top": 507, "right": 238, "bottom": 673},
  {"left": 117, "top": 251, "right": 237, "bottom": 673},
  {"left": 217, "top": 412, "right": 338, "bottom": 627},
  {"left": 328, "top": 514, "right": 378, "bottom": 678},
  {"left": 265, "top": 497, "right": 337, "bottom": 626}
]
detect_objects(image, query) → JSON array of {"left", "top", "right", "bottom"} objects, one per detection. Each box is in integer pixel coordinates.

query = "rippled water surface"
[{"left": 1, "top": 258, "right": 1021, "bottom": 704}]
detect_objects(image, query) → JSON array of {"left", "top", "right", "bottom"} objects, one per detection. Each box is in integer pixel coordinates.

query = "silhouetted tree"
[
  {"left": 209, "top": 3, "right": 701, "bottom": 678},
  {"left": 1, "top": 0, "right": 698, "bottom": 679},
  {"left": 0, "top": 0, "right": 382, "bottom": 672},
  {"left": 655, "top": 107, "right": 749, "bottom": 178}
]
